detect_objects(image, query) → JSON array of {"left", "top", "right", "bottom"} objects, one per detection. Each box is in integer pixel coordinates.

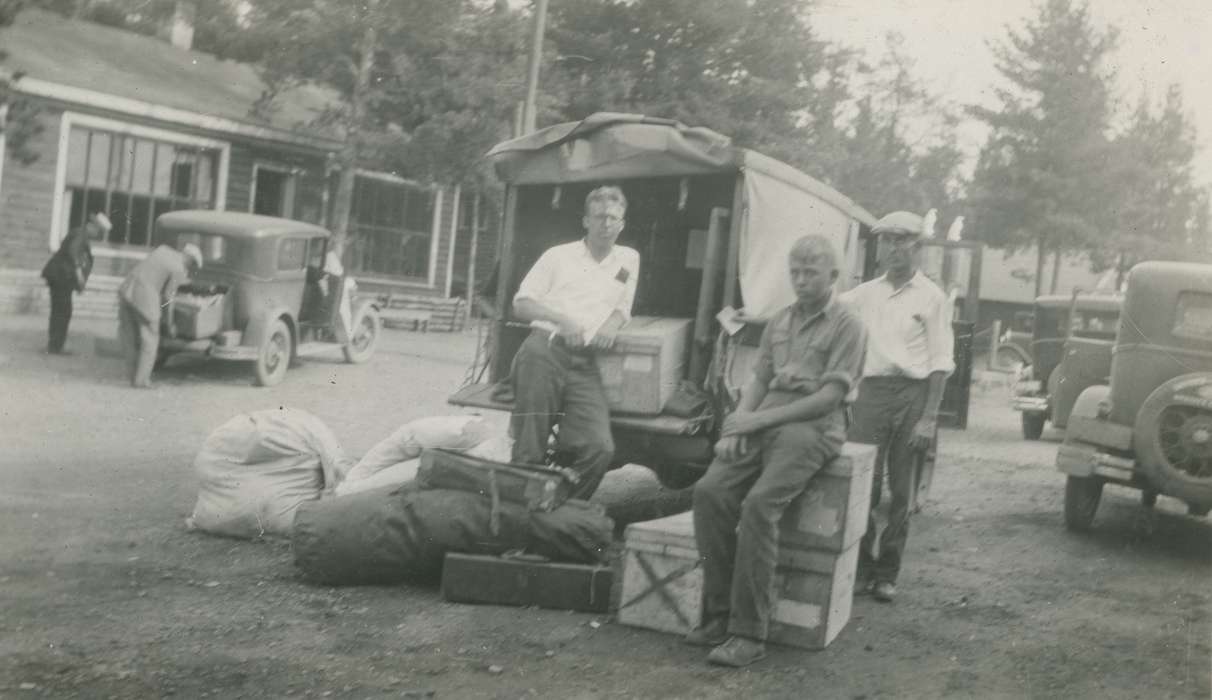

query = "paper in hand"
[{"left": 716, "top": 306, "right": 744, "bottom": 336}]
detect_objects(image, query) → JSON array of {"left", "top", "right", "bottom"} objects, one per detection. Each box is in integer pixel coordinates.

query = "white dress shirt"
[
  {"left": 840, "top": 271, "right": 955, "bottom": 379},
  {"left": 514, "top": 240, "right": 640, "bottom": 344}
]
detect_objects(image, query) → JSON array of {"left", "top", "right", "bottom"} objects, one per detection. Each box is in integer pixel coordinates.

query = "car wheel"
[
  {"left": 1134, "top": 375, "right": 1212, "bottom": 506},
  {"left": 342, "top": 304, "right": 380, "bottom": 364},
  {"left": 1064, "top": 475, "right": 1103, "bottom": 532},
  {"left": 1022, "top": 411, "right": 1046, "bottom": 440},
  {"left": 254, "top": 319, "right": 292, "bottom": 387}
]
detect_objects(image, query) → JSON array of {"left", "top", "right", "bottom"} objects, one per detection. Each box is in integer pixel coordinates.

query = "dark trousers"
[
  {"left": 509, "top": 330, "right": 614, "bottom": 500},
  {"left": 693, "top": 416, "right": 843, "bottom": 641},
  {"left": 46, "top": 283, "right": 73, "bottom": 352},
  {"left": 118, "top": 300, "right": 159, "bottom": 387},
  {"left": 851, "top": 376, "right": 928, "bottom": 584}
]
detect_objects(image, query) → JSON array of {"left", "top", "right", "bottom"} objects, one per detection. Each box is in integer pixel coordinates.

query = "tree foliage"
[
  {"left": 1105, "top": 86, "right": 1210, "bottom": 271},
  {"left": 965, "top": 0, "right": 1120, "bottom": 293}
]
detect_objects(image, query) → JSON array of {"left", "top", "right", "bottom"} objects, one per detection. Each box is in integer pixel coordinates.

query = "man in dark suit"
[{"left": 40, "top": 213, "right": 102, "bottom": 354}]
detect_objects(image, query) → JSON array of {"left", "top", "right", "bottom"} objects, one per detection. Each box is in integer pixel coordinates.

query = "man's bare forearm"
[
  {"left": 923, "top": 370, "right": 947, "bottom": 417},
  {"left": 513, "top": 298, "right": 573, "bottom": 327}
]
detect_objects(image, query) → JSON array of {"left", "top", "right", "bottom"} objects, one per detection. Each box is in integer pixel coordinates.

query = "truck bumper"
[{"left": 1056, "top": 442, "right": 1138, "bottom": 482}]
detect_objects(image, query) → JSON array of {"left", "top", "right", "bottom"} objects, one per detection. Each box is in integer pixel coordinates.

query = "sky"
[{"left": 810, "top": 0, "right": 1212, "bottom": 186}]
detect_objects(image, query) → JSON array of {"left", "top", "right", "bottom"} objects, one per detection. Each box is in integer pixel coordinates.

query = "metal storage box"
[{"left": 595, "top": 316, "right": 692, "bottom": 415}]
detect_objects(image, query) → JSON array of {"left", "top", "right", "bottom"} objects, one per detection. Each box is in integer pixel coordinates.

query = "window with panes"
[
  {"left": 346, "top": 176, "right": 435, "bottom": 280},
  {"left": 64, "top": 126, "right": 219, "bottom": 246}
]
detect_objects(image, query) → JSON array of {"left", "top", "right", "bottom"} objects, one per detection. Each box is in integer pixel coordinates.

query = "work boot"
[
  {"left": 706, "top": 636, "right": 767, "bottom": 667},
  {"left": 683, "top": 616, "right": 729, "bottom": 647},
  {"left": 872, "top": 581, "right": 897, "bottom": 602}
]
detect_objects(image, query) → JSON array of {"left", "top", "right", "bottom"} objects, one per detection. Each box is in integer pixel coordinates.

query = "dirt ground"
[{"left": 1, "top": 313, "right": 1208, "bottom": 699}]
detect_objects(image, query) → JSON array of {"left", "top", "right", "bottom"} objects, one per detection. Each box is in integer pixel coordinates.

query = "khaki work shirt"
[
  {"left": 752, "top": 295, "right": 867, "bottom": 412},
  {"left": 118, "top": 245, "right": 191, "bottom": 325}
]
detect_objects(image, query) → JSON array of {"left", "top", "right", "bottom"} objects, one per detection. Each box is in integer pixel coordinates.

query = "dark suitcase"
[
  {"left": 417, "top": 448, "right": 573, "bottom": 512},
  {"left": 441, "top": 552, "right": 613, "bottom": 613}
]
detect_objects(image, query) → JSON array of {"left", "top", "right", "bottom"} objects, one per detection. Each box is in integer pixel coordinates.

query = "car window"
[
  {"left": 1072, "top": 310, "right": 1119, "bottom": 340},
  {"left": 278, "top": 238, "right": 307, "bottom": 271},
  {"left": 307, "top": 237, "right": 327, "bottom": 269},
  {"left": 1174, "top": 291, "right": 1212, "bottom": 341}
]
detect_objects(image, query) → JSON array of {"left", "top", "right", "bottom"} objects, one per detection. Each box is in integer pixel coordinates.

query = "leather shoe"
[
  {"left": 683, "top": 617, "right": 729, "bottom": 647},
  {"left": 872, "top": 581, "right": 896, "bottom": 602},
  {"left": 707, "top": 636, "right": 767, "bottom": 667}
]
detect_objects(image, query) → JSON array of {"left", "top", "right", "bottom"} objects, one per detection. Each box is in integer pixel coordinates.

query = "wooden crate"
[
  {"left": 616, "top": 511, "right": 701, "bottom": 636},
  {"left": 616, "top": 444, "right": 876, "bottom": 648},
  {"left": 769, "top": 544, "right": 859, "bottom": 650},
  {"left": 595, "top": 316, "right": 692, "bottom": 415},
  {"left": 779, "top": 442, "right": 876, "bottom": 552}
]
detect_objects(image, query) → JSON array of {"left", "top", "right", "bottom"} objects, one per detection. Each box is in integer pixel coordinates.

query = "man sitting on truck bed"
[
  {"left": 688, "top": 235, "right": 866, "bottom": 667},
  {"left": 508, "top": 185, "right": 640, "bottom": 499}
]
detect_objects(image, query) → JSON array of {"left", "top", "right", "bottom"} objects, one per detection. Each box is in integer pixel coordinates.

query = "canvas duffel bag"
[{"left": 416, "top": 447, "right": 574, "bottom": 513}]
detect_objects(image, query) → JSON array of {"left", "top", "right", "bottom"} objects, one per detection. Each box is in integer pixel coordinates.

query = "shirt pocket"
[{"left": 769, "top": 328, "right": 791, "bottom": 369}]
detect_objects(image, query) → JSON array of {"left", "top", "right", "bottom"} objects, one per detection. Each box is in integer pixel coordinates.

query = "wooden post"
[
  {"left": 467, "top": 190, "right": 481, "bottom": 321},
  {"left": 520, "top": 0, "right": 548, "bottom": 135}
]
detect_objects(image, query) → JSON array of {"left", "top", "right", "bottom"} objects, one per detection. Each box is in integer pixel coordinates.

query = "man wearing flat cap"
[
  {"left": 841, "top": 210, "right": 954, "bottom": 602},
  {"left": 40, "top": 213, "right": 103, "bottom": 354},
  {"left": 117, "top": 242, "right": 204, "bottom": 388}
]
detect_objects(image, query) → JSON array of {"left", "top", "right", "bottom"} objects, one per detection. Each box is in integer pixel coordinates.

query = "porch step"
[{"left": 371, "top": 291, "right": 466, "bottom": 333}]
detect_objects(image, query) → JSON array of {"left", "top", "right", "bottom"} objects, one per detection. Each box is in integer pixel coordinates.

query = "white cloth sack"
[
  {"left": 334, "top": 459, "right": 421, "bottom": 497},
  {"left": 187, "top": 408, "right": 352, "bottom": 538},
  {"left": 344, "top": 415, "right": 493, "bottom": 482}
]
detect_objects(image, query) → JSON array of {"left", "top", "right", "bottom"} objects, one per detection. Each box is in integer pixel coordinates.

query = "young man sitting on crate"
[
  {"left": 688, "top": 235, "right": 866, "bottom": 667},
  {"left": 508, "top": 185, "right": 640, "bottom": 500}
]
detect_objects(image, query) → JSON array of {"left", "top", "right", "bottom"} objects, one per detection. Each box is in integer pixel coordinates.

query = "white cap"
[
  {"left": 181, "top": 243, "right": 204, "bottom": 270},
  {"left": 91, "top": 212, "right": 114, "bottom": 233}
]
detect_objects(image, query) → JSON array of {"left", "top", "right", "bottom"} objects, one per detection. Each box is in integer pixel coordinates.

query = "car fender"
[
  {"left": 243, "top": 306, "right": 296, "bottom": 351},
  {"left": 996, "top": 341, "right": 1031, "bottom": 367}
]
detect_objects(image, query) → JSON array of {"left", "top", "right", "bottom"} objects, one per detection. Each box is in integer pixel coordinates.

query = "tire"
[
  {"left": 1022, "top": 411, "right": 1046, "bottom": 440},
  {"left": 254, "top": 319, "right": 292, "bottom": 387},
  {"left": 342, "top": 304, "right": 380, "bottom": 364},
  {"left": 1064, "top": 475, "right": 1103, "bottom": 532},
  {"left": 1133, "top": 374, "right": 1212, "bottom": 506}
]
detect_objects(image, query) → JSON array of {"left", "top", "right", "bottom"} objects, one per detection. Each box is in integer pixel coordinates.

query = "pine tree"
[{"left": 965, "top": 0, "right": 1119, "bottom": 296}]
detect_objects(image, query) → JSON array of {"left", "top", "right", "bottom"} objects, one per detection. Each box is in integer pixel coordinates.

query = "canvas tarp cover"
[
  {"left": 738, "top": 168, "right": 861, "bottom": 319},
  {"left": 292, "top": 483, "right": 614, "bottom": 585},
  {"left": 487, "top": 113, "right": 736, "bottom": 185},
  {"left": 485, "top": 113, "right": 874, "bottom": 320}
]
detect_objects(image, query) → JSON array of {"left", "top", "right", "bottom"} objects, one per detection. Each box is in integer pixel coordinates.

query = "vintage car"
[
  {"left": 448, "top": 113, "right": 978, "bottom": 502},
  {"left": 154, "top": 211, "right": 381, "bottom": 386},
  {"left": 1057, "top": 261, "right": 1212, "bottom": 531},
  {"left": 995, "top": 310, "right": 1033, "bottom": 369},
  {"left": 1011, "top": 293, "right": 1122, "bottom": 439}
]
